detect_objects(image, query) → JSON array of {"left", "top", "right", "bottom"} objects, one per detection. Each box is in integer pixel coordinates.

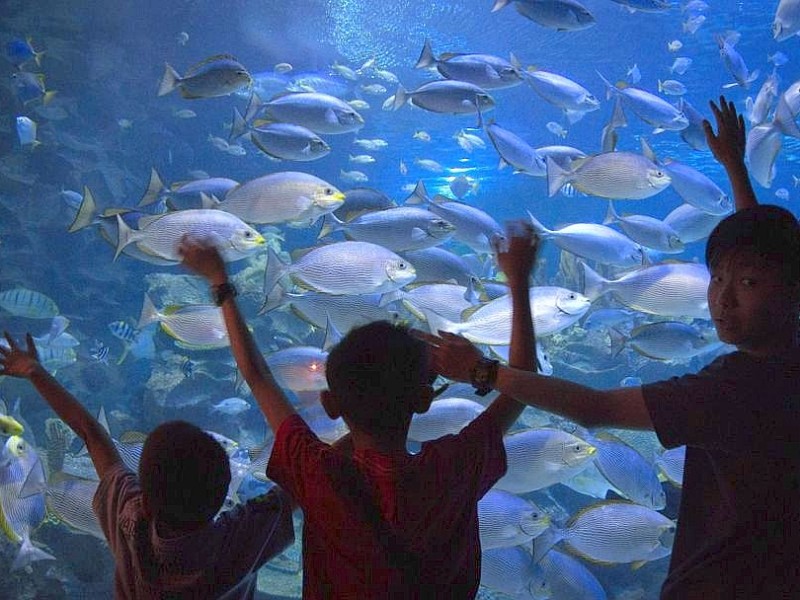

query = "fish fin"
[
  {"left": 137, "top": 167, "right": 166, "bottom": 207},
  {"left": 422, "top": 308, "right": 458, "bottom": 336},
  {"left": 158, "top": 63, "right": 181, "bottom": 96},
  {"left": 410, "top": 226, "right": 427, "bottom": 242},
  {"left": 532, "top": 525, "right": 564, "bottom": 564},
  {"left": 323, "top": 315, "right": 342, "bottom": 351},
  {"left": 721, "top": 82, "right": 739, "bottom": 89},
  {"left": 11, "top": 533, "right": 55, "bottom": 571},
  {"left": 526, "top": 210, "right": 552, "bottom": 237},
  {"left": 603, "top": 201, "right": 619, "bottom": 225},
  {"left": 581, "top": 262, "right": 607, "bottom": 302},
  {"left": 67, "top": 186, "right": 98, "bottom": 233},
  {"left": 404, "top": 180, "right": 429, "bottom": 205},
  {"left": 415, "top": 39, "right": 435, "bottom": 69},
  {"left": 379, "top": 290, "right": 404, "bottom": 308},
  {"left": 263, "top": 247, "right": 289, "bottom": 301},
  {"left": 113, "top": 214, "right": 135, "bottom": 261},
  {"left": 564, "top": 109, "right": 585, "bottom": 125},
  {"left": 392, "top": 84, "right": 408, "bottom": 110},
  {"left": 774, "top": 94, "right": 800, "bottom": 139},
  {"left": 137, "top": 294, "right": 160, "bottom": 329},
  {"left": 229, "top": 107, "right": 249, "bottom": 141},
  {"left": 491, "top": 0, "right": 511, "bottom": 11},
  {"left": 200, "top": 192, "right": 220, "bottom": 209},
  {"left": 317, "top": 212, "right": 344, "bottom": 239},
  {"left": 546, "top": 156, "right": 570, "bottom": 197},
  {"left": 595, "top": 71, "right": 617, "bottom": 100}
]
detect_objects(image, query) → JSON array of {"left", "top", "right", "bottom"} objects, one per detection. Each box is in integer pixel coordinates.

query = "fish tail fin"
[
  {"left": 317, "top": 212, "right": 344, "bottom": 239},
  {"left": 491, "top": 0, "right": 512, "bottom": 12},
  {"left": 200, "top": 192, "right": 221, "bottom": 209},
  {"left": 158, "top": 63, "right": 181, "bottom": 97},
  {"left": 546, "top": 156, "right": 571, "bottom": 197},
  {"left": 603, "top": 200, "right": 619, "bottom": 225},
  {"left": 609, "top": 327, "right": 628, "bottom": 358},
  {"left": 137, "top": 167, "right": 166, "bottom": 207},
  {"left": 415, "top": 38, "right": 436, "bottom": 69},
  {"left": 421, "top": 308, "right": 458, "bottom": 336},
  {"left": 258, "top": 285, "right": 285, "bottom": 315},
  {"left": 113, "top": 213, "right": 135, "bottom": 261},
  {"left": 747, "top": 69, "right": 760, "bottom": 87},
  {"left": 774, "top": 93, "right": 800, "bottom": 139},
  {"left": 581, "top": 262, "right": 607, "bottom": 301},
  {"left": 41, "top": 90, "right": 57, "bottom": 106},
  {"left": 532, "top": 525, "right": 564, "bottom": 564},
  {"left": 596, "top": 70, "right": 616, "bottom": 100},
  {"left": 392, "top": 84, "right": 408, "bottom": 110},
  {"left": 263, "top": 247, "right": 289, "bottom": 300},
  {"left": 11, "top": 533, "right": 55, "bottom": 571},
  {"left": 525, "top": 210, "right": 552, "bottom": 237},
  {"left": 137, "top": 294, "right": 160, "bottom": 329},
  {"left": 404, "top": 179, "right": 429, "bottom": 205},
  {"left": 67, "top": 186, "right": 98, "bottom": 233},
  {"left": 378, "top": 290, "right": 404, "bottom": 307},
  {"left": 244, "top": 93, "right": 263, "bottom": 122},
  {"left": 229, "top": 107, "right": 249, "bottom": 141}
]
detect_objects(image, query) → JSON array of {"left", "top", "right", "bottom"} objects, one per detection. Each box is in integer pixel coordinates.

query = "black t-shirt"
[{"left": 643, "top": 349, "right": 800, "bottom": 599}]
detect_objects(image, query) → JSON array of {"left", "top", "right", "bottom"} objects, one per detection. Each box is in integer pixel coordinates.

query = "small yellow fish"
[{"left": 0, "top": 415, "right": 23, "bottom": 437}]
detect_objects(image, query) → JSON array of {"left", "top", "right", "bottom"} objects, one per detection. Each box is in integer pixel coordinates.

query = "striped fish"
[{"left": 0, "top": 288, "right": 59, "bottom": 319}]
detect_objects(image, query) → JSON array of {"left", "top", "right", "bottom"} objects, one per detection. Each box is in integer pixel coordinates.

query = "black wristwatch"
[
  {"left": 470, "top": 357, "right": 499, "bottom": 397},
  {"left": 212, "top": 281, "right": 238, "bottom": 306}
]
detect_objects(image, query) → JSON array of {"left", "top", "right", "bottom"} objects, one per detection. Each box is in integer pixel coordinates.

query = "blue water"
[{"left": 1, "top": 0, "right": 797, "bottom": 597}]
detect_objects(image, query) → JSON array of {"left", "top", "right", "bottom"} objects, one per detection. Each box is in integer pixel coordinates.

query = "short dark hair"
[
  {"left": 325, "top": 321, "right": 428, "bottom": 433},
  {"left": 139, "top": 420, "right": 231, "bottom": 526},
  {"left": 706, "top": 204, "right": 800, "bottom": 284}
]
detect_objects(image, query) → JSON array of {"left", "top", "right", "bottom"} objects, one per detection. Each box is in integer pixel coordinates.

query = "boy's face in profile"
[{"left": 708, "top": 249, "right": 800, "bottom": 356}]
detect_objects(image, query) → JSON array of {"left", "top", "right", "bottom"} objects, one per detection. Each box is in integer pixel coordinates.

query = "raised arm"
[
  {"left": 480, "top": 222, "right": 536, "bottom": 433},
  {"left": 178, "top": 237, "right": 296, "bottom": 433},
  {"left": 425, "top": 330, "right": 653, "bottom": 430},
  {"left": 0, "top": 332, "right": 122, "bottom": 478},
  {"left": 702, "top": 95, "right": 758, "bottom": 211}
]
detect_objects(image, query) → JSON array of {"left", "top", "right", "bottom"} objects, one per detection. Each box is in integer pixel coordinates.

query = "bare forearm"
[
  {"left": 494, "top": 365, "right": 653, "bottom": 430},
  {"left": 28, "top": 367, "right": 120, "bottom": 477},
  {"left": 217, "top": 288, "right": 296, "bottom": 433},
  {"left": 723, "top": 159, "right": 758, "bottom": 211},
  {"left": 486, "top": 283, "right": 532, "bottom": 433}
]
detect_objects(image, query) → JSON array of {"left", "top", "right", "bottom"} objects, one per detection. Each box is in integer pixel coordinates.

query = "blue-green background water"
[{"left": 0, "top": 0, "right": 797, "bottom": 597}]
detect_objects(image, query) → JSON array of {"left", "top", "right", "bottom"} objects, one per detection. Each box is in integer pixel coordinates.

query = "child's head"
[
  {"left": 139, "top": 420, "right": 231, "bottom": 527},
  {"left": 705, "top": 205, "right": 800, "bottom": 352},
  {"left": 322, "top": 321, "right": 433, "bottom": 436},
  {"left": 706, "top": 204, "right": 800, "bottom": 285}
]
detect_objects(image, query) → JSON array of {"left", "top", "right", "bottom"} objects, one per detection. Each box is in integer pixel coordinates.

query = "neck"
[{"left": 348, "top": 428, "right": 409, "bottom": 456}]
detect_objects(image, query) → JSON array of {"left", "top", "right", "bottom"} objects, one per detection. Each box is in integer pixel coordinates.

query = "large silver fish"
[
  {"left": 485, "top": 121, "right": 547, "bottom": 175},
  {"left": 248, "top": 91, "right": 365, "bottom": 134},
  {"left": 522, "top": 68, "right": 600, "bottom": 123},
  {"left": 529, "top": 212, "right": 645, "bottom": 267},
  {"left": 534, "top": 500, "right": 675, "bottom": 565},
  {"left": 267, "top": 346, "right": 328, "bottom": 393},
  {"left": 408, "top": 397, "right": 484, "bottom": 442},
  {"left": 481, "top": 546, "right": 550, "bottom": 600},
  {"left": 547, "top": 152, "right": 671, "bottom": 199},
  {"left": 263, "top": 243, "right": 416, "bottom": 296},
  {"left": 319, "top": 207, "right": 455, "bottom": 252},
  {"left": 381, "top": 282, "right": 476, "bottom": 323},
  {"left": 478, "top": 489, "right": 550, "bottom": 550},
  {"left": 773, "top": 0, "right": 800, "bottom": 41},
  {"left": 114, "top": 209, "right": 264, "bottom": 263},
  {"left": 604, "top": 202, "right": 685, "bottom": 254},
  {"left": 495, "top": 428, "right": 597, "bottom": 493},
  {"left": 663, "top": 203, "right": 726, "bottom": 244},
  {"left": 415, "top": 39, "right": 523, "bottom": 89},
  {"left": 230, "top": 109, "right": 331, "bottom": 162},
  {"left": 425, "top": 285, "right": 591, "bottom": 345},
  {"left": 392, "top": 80, "right": 495, "bottom": 115},
  {"left": 598, "top": 73, "right": 689, "bottom": 132},
  {"left": 492, "top": 0, "right": 595, "bottom": 32},
  {"left": 214, "top": 171, "right": 344, "bottom": 226},
  {"left": 137, "top": 295, "right": 229, "bottom": 350},
  {"left": 582, "top": 261, "right": 710, "bottom": 319},
  {"left": 0, "top": 436, "right": 55, "bottom": 570}
]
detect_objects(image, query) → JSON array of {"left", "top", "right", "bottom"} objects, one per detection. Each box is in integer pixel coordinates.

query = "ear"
[
  {"left": 412, "top": 384, "right": 435, "bottom": 415},
  {"left": 320, "top": 390, "right": 341, "bottom": 419}
]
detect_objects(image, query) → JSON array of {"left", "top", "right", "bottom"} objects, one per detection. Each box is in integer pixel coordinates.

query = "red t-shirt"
[
  {"left": 643, "top": 349, "right": 800, "bottom": 599},
  {"left": 267, "top": 410, "right": 506, "bottom": 599}
]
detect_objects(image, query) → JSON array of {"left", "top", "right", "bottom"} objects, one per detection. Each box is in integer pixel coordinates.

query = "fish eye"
[
  {"left": 324, "top": 187, "right": 333, "bottom": 195},
  {"left": 399, "top": 261, "right": 407, "bottom": 269},
  {"left": 244, "top": 231, "right": 252, "bottom": 238}
]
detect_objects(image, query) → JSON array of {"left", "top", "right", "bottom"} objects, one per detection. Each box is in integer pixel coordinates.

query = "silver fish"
[
  {"left": 663, "top": 203, "right": 726, "bottom": 244},
  {"left": 158, "top": 54, "right": 252, "bottom": 99},
  {"left": 496, "top": 428, "right": 597, "bottom": 493},
  {"left": 523, "top": 69, "right": 600, "bottom": 123},
  {"left": 320, "top": 207, "right": 455, "bottom": 252},
  {"left": 263, "top": 242, "right": 416, "bottom": 297},
  {"left": 547, "top": 152, "right": 671, "bottom": 200},
  {"left": 478, "top": 489, "right": 550, "bottom": 550},
  {"left": 604, "top": 202, "right": 685, "bottom": 254},
  {"left": 493, "top": 0, "right": 595, "bottom": 32},
  {"left": 392, "top": 80, "right": 495, "bottom": 115},
  {"left": 215, "top": 171, "right": 344, "bottom": 226},
  {"left": 598, "top": 73, "right": 689, "bottom": 132},
  {"left": 485, "top": 121, "right": 547, "bottom": 175},
  {"left": 582, "top": 261, "right": 710, "bottom": 319},
  {"left": 481, "top": 546, "right": 550, "bottom": 600},
  {"left": 534, "top": 500, "right": 675, "bottom": 565},
  {"left": 231, "top": 110, "right": 331, "bottom": 162},
  {"left": 249, "top": 91, "right": 364, "bottom": 134},
  {"left": 416, "top": 39, "right": 523, "bottom": 90}
]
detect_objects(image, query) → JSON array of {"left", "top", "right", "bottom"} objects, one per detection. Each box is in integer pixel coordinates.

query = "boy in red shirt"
[{"left": 178, "top": 221, "right": 538, "bottom": 599}]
